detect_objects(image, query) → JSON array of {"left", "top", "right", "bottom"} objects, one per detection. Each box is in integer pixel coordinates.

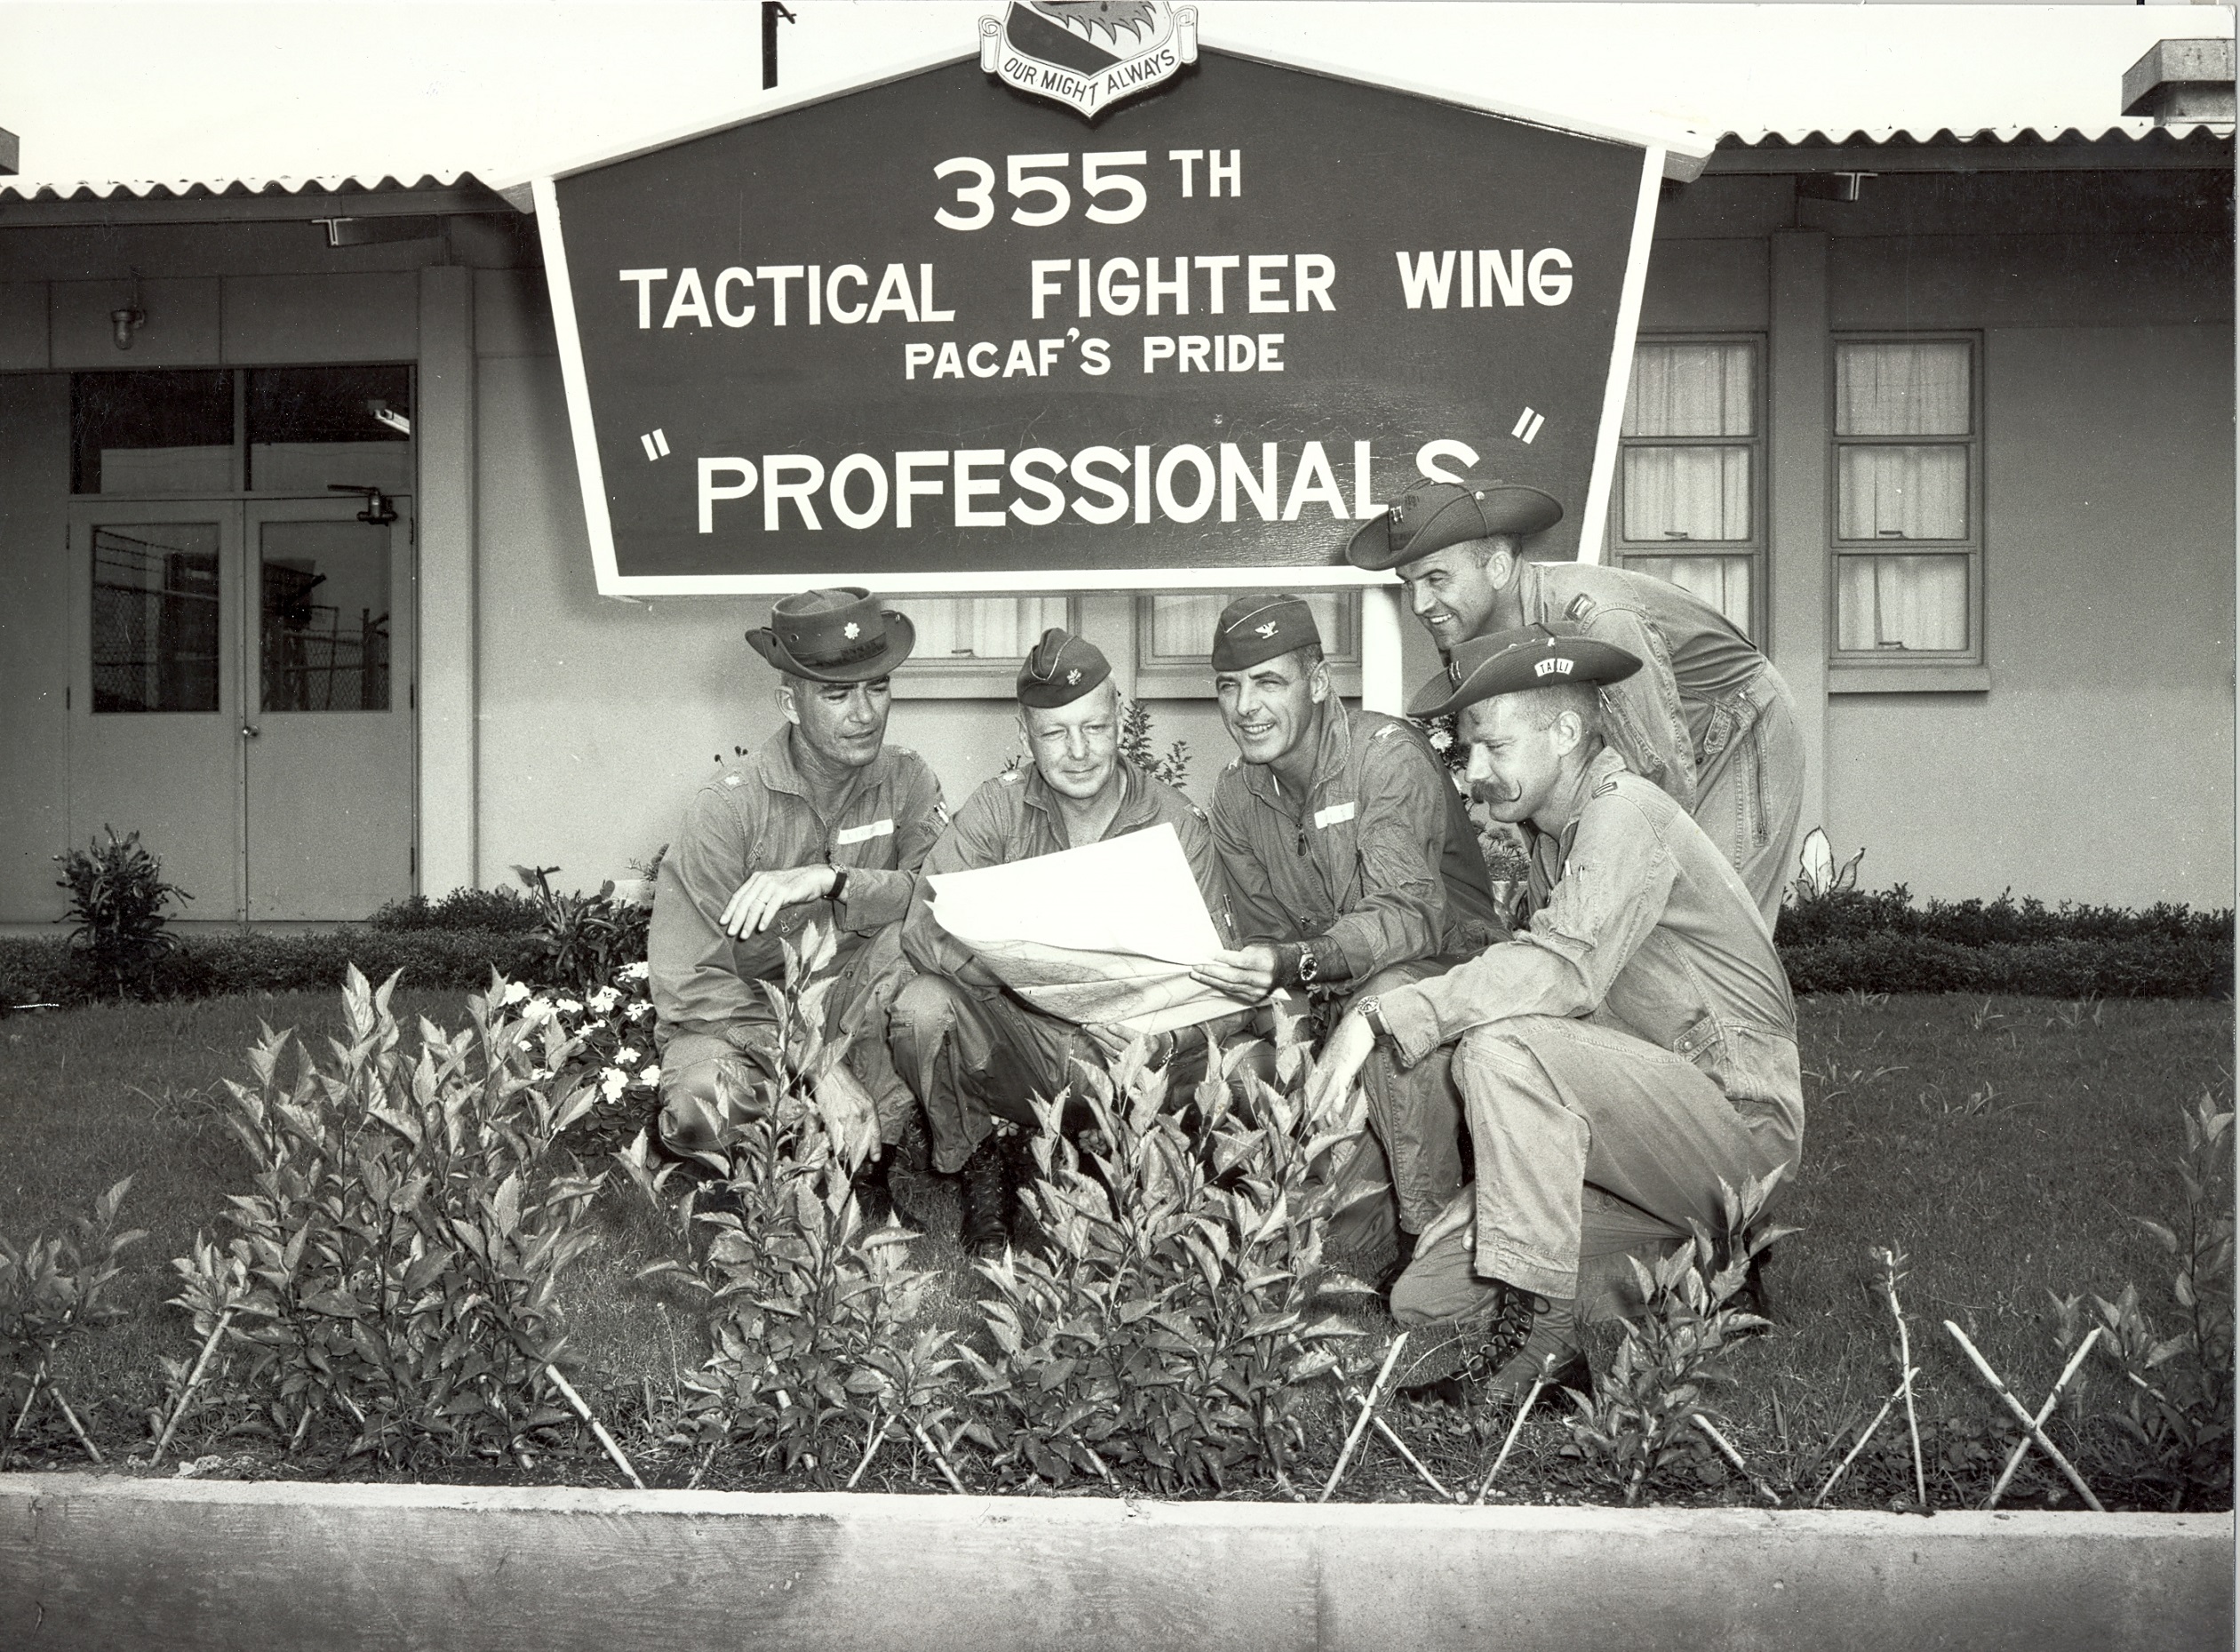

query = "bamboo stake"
[
  {"left": 1319, "top": 1333, "right": 1407, "bottom": 1503},
  {"left": 907, "top": 1417, "right": 968, "bottom": 1494},
  {"left": 846, "top": 1410, "right": 889, "bottom": 1490},
  {"left": 10, "top": 1362, "right": 44, "bottom": 1437},
  {"left": 687, "top": 1436, "right": 721, "bottom": 1492},
  {"left": 1472, "top": 1375, "right": 1550, "bottom": 1504},
  {"left": 1271, "top": 1467, "right": 1309, "bottom": 1504},
  {"left": 1943, "top": 1322, "right": 2103, "bottom": 1512},
  {"left": 1810, "top": 1372, "right": 1913, "bottom": 1509},
  {"left": 46, "top": 1380, "right": 102, "bottom": 1464},
  {"left": 1882, "top": 1268, "right": 1927, "bottom": 1509},
  {"left": 546, "top": 1363, "right": 646, "bottom": 1490},
  {"left": 1694, "top": 1415, "right": 1778, "bottom": 1506},
  {"left": 1985, "top": 1328, "right": 2104, "bottom": 1509},
  {"left": 151, "top": 1310, "right": 234, "bottom": 1468},
  {"left": 1301, "top": 1335, "right": 1452, "bottom": 1502}
]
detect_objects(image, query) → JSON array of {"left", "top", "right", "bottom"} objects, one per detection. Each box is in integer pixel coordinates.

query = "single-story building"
[{"left": 0, "top": 9, "right": 2229, "bottom": 926}]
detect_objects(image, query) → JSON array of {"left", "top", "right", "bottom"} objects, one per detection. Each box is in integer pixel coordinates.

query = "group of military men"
[{"left": 647, "top": 475, "right": 1808, "bottom": 1401}]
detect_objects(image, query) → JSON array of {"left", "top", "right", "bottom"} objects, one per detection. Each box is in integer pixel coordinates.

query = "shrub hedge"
[{"left": 1, "top": 929, "right": 542, "bottom": 1010}]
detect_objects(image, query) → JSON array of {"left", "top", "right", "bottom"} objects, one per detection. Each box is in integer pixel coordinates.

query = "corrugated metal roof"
[
  {"left": 1715, "top": 123, "right": 2227, "bottom": 150},
  {"left": 0, "top": 171, "right": 511, "bottom": 212}
]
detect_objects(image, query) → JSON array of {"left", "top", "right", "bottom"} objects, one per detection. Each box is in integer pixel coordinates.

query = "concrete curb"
[{"left": 0, "top": 1474, "right": 2229, "bottom": 1650}]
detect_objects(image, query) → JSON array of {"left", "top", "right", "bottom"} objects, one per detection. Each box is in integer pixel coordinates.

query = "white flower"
[
  {"left": 636, "top": 1065, "right": 661, "bottom": 1089},
  {"left": 586, "top": 986, "right": 620, "bottom": 1014},
  {"left": 528, "top": 1065, "right": 554, "bottom": 1082},
  {"left": 555, "top": 998, "right": 583, "bottom": 1017},
  {"left": 600, "top": 1066, "right": 628, "bottom": 1102},
  {"left": 500, "top": 981, "right": 532, "bottom": 1007},
  {"left": 625, "top": 1001, "right": 653, "bottom": 1023},
  {"left": 618, "top": 962, "right": 650, "bottom": 982},
  {"left": 614, "top": 1046, "right": 641, "bottom": 1067}
]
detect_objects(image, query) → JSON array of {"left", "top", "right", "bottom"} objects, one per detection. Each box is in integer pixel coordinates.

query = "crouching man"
[
  {"left": 648, "top": 588, "right": 944, "bottom": 1215},
  {"left": 1307, "top": 627, "right": 1804, "bottom": 1400},
  {"left": 890, "top": 629, "right": 1239, "bottom": 1256}
]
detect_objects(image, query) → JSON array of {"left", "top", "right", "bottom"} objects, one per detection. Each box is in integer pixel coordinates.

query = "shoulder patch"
[{"left": 1566, "top": 593, "right": 1596, "bottom": 622}]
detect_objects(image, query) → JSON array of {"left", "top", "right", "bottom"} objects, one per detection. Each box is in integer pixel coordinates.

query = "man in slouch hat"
[
  {"left": 1192, "top": 593, "right": 1508, "bottom": 1275},
  {"left": 1348, "top": 479, "right": 1805, "bottom": 925},
  {"left": 649, "top": 587, "right": 944, "bottom": 1217},
  {"left": 890, "top": 628, "right": 1239, "bottom": 1257},
  {"left": 1308, "top": 626, "right": 1804, "bottom": 1401}
]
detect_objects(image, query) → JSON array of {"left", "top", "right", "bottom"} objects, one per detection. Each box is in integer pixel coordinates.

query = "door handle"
[{"left": 241, "top": 722, "right": 261, "bottom": 739}]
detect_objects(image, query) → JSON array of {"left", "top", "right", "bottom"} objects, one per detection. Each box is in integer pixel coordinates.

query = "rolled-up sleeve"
[
  {"left": 649, "top": 785, "right": 762, "bottom": 1037},
  {"left": 838, "top": 759, "right": 944, "bottom": 933},
  {"left": 1379, "top": 788, "right": 1677, "bottom": 1064},
  {"left": 1584, "top": 606, "right": 1698, "bottom": 810},
  {"left": 1320, "top": 737, "right": 1447, "bottom": 979}
]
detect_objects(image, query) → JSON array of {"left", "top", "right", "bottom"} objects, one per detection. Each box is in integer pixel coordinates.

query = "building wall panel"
[
  {"left": 220, "top": 273, "right": 417, "bottom": 363},
  {"left": 0, "top": 374, "right": 74, "bottom": 921},
  {"left": 50, "top": 277, "right": 220, "bottom": 368}
]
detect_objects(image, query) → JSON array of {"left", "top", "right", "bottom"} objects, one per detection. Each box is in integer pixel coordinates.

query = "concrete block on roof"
[
  {"left": 0, "top": 128, "right": 18, "bottom": 176},
  {"left": 2122, "top": 38, "right": 2236, "bottom": 124}
]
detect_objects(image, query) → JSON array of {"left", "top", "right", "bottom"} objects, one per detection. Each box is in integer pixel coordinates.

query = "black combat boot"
[{"left": 960, "top": 1136, "right": 1011, "bottom": 1259}]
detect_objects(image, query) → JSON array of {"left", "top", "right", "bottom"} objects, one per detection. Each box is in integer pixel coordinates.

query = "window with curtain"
[
  {"left": 886, "top": 595, "right": 1077, "bottom": 696},
  {"left": 1611, "top": 338, "right": 1762, "bottom": 639},
  {"left": 1832, "top": 337, "right": 1980, "bottom": 661}
]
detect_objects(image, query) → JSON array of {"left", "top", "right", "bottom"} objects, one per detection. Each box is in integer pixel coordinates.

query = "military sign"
[
  {"left": 978, "top": 3, "right": 1200, "bottom": 116},
  {"left": 535, "top": 42, "right": 1680, "bottom": 595}
]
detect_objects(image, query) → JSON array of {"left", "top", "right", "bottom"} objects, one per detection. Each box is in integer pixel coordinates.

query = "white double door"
[{"left": 67, "top": 496, "right": 417, "bottom": 922}]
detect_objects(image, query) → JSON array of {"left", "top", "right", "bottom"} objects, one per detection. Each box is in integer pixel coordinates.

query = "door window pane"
[
  {"left": 1621, "top": 447, "right": 1750, "bottom": 542},
  {"left": 1836, "top": 341, "right": 1972, "bottom": 435},
  {"left": 247, "top": 366, "right": 413, "bottom": 493},
  {"left": 91, "top": 523, "right": 220, "bottom": 712},
  {"left": 1837, "top": 446, "right": 1968, "bottom": 540},
  {"left": 1624, "top": 555, "right": 1753, "bottom": 636},
  {"left": 1623, "top": 342, "right": 1755, "bottom": 437},
  {"left": 260, "top": 521, "right": 392, "bottom": 711},
  {"left": 1836, "top": 555, "right": 1969, "bottom": 652},
  {"left": 905, "top": 596, "right": 1070, "bottom": 662},
  {"left": 72, "top": 371, "right": 235, "bottom": 494}
]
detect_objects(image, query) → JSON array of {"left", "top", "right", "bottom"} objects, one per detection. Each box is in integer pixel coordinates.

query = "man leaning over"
[
  {"left": 1189, "top": 593, "right": 1507, "bottom": 1265},
  {"left": 891, "top": 629, "right": 1240, "bottom": 1257},
  {"left": 649, "top": 588, "right": 943, "bottom": 1217},
  {"left": 1309, "top": 627, "right": 1805, "bottom": 1401},
  {"left": 1348, "top": 479, "right": 1806, "bottom": 925}
]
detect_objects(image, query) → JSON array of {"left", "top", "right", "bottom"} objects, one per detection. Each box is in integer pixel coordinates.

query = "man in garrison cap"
[
  {"left": 1306, "top": 626, "right": 1804, "bottom": 1401},
  {"left": 890, "top": 629, "right": 1242, "bottom": 1257},
  {"left": 648, "top": 588, "right": 945, "bottom": 1217},
  {"left": 1348, "top": 479, "right": 1806, "bottom": 927},
  {"left": 1190, "top": 593, "right": 1510, "bottom": 1272}
]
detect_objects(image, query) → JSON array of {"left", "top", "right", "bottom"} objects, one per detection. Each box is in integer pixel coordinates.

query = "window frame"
[
  {"left": 1609, "top": 331, "right": 1768, "bottom": 645},
  {"left": 1827, "top": 331, "right": 1986, "bottom": 671},
  {"left": 1131, "top": 590, "right": 1362, "bottom": 698},
  {"left": 888, "top": 594, "right": 1083, "bottom": 698}
]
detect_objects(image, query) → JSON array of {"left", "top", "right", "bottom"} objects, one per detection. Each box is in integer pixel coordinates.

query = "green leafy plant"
[
  {"left": 367, "top": 886, "right": 541, "bottom": 932},
  {"left": 513, "top": 865, "right": 652, "bottom": 994},
  {"left": 1119, "top": 696, "right": 1190, "bottom": 788},
  {"left": 2086, "top": 1089, "right": 2234, "bottom": 1510},
  {"left": 0, "top": 1177, "right": 143, "bottom": 1464},
  {"left": 958, "top": 1040, "right": 1361, "bottom": 1493},
  {"left": 53, "top": 826, "right": 191, "bottom": 997},
  {"left": 1561, "top": 1172, "right": 1790, "bottom": 1505},
  {"left": 166, "top": 967, "right": 608, "bottom": 1467}
]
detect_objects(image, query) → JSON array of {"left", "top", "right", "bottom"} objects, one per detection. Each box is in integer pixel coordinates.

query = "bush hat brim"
[
  {"left": 1408, "top": 626, "right": 1642, "bottom": 718},
  {"left": 745, "top": 587, "right": 916, "bottom": 682},
  {"left": 1346, "top": 480, "right": 1565, "bottom": 571}
]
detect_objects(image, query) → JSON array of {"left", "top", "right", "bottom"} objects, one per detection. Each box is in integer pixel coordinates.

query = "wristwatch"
[
  {"left": 826, "top": 865, "right": 850, "bottom": 905},
  {"left": 1295, "top": 939, "right": 1321, "bottom": 986}
]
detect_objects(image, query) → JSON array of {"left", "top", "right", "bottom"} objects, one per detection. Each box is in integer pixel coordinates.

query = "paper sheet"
[{"left": 925, "top": 824, "right": 1252, "bottom": 1035}]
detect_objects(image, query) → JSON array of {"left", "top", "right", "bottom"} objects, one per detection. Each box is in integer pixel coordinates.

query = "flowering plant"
[{"left": 496, "top": 962, "right": 663, "bottom": 1158}]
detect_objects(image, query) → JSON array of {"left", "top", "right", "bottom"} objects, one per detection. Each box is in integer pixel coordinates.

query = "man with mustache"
[
  {"left": 1192, "top": 593, "right": 1508, "bottom": 1271},
  {"left": 649, "top": 587, "right": 944, "bottom": 1218},
  {"left": 1307, "top": 627, "right": 1804, "bottom": 1401},
  {"left": 890, "top": 628, "right": 1237, "bottom": 1257},
  {"left": 1347, "top": 479, "right": 1804, "bottom": 927}
]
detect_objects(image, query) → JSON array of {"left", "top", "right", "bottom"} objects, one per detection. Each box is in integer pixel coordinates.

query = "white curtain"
[
  {"left": 1150, "top": 591, "right": 1346, "bottom": 661},
  {"left": 1837, "top": 446, "right": 1968, "bottom": 540},
  {"left": 1836, "top": 555, "right": 1968, "bottom": 652},
  {"left": 1626, "top": 555, "right": 1753, "bottom": 635},
  {"left": 1624, "top": 342, "right": 1754, "bottom": 437},
  {"left": 1836, "top": 340, "right": 1970, "bottom": 436},
  {"left": 907, "top": 596, "right": 1070, "bottom": 660},
  {"left": 1622, "top": 447, "right": 1751, "bottom": 542}
]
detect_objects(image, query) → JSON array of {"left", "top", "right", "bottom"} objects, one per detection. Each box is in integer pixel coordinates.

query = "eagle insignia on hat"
[
  {"left": 1256, "top": 621, "right": 1278, "bottom": 637},
  {"left": 843, "top": 622, "right": 861, "bottom": 640}
]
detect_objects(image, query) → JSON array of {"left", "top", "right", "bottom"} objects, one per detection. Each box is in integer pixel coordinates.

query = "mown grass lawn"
[{"left": 0, "top": 987, "right": 2228, "bottom": 1509}]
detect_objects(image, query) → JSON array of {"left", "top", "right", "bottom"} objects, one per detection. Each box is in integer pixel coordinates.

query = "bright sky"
[{"left": 0, "top": 2, "right": 2228, "bottom": 188}]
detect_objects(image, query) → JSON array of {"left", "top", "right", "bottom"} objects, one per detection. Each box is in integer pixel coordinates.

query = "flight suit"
[
  {"left": 649, "top": 726, "right": 944, "bottom": 1161},
  {"left": 1375, "top": 746, "right": 1806, "bottom": 1324},
  {"left": 1208, "top": 694, "right": 1507, "bottom": 1247},
  {"left": 891, "top": 757, "right": 1239, "bottom": 1174},
  {"left": 1511, "top": 559, "right": 1805, "bottom": 928}
]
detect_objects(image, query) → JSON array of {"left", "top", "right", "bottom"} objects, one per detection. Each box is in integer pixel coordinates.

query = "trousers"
[
  {"left": 655, "top": 922, "right": 914, "bottom": 1162},
  {"left": 1694, "top": 666, "right": 1806, "bottom": 930},
  {"left": 1388, "top": 1013, "right": 1798, "bottom": 1323}
]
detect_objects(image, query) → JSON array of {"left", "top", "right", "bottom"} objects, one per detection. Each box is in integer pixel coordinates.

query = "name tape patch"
[
  {"left": 1534, "top": 657, "right": 1575, "bottom": 678},
  {"left": 1313, "top": 801, "right": 1358, "bottom": 830},
  {"left": 834, "top": 818, "right": 895, "bottom": 846}
]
